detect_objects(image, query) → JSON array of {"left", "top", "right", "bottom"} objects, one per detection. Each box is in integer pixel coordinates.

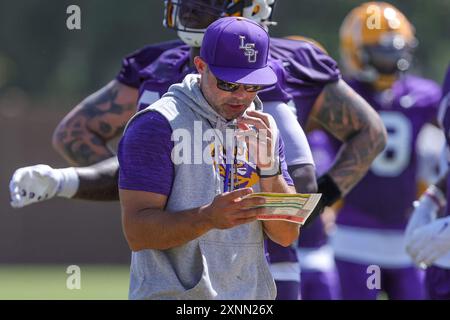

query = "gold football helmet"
[{"left": 340, "top": 2, "right": 417, "bottom": 89}]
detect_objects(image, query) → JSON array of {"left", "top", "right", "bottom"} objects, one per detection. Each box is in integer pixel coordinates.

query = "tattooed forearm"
[
  {"left": 52, "top": 80, "right": 138, "bottom": 166},
  {"left": 311, "top": 79, "right": 387, "bottom": 195},
  {"left": 73, "top": 156, "right": 120, "bottom": 201}
]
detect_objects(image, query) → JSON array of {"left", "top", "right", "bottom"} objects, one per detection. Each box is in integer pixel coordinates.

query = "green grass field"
[
  {"left": 0, "top": 264, "right": 130, "bottom": 300},
  {"left": 0, "top": 264, "right": 391, "bottom": 300}
]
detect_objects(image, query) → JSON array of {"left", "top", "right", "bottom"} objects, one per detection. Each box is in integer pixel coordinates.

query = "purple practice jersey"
[{"left": 337, "top": 76, "right": 442, "bottom": 230}]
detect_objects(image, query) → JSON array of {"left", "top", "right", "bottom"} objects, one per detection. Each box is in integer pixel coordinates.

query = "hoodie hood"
[
  {"left": 161, "top": 74, "right": 265, "bottom": 194},
  {"left": 162, "top": 74, "right": 262, "bottom": 130}
]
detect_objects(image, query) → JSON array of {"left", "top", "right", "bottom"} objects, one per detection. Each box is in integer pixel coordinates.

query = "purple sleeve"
[
  {"left": 287, "top": 41, "right": 341, "bottom": 84},
  {"left": 278, "top": 133, "right": 294, "bottom": 186},
  {"left": 116, "top": 40, "right": 184, "bottom": 88},
  {"left": 268, "top": 38, "right": 341, "bottom": 86},
  {"left": 118, "top": 111, "right": 174, "bottom": 195}
]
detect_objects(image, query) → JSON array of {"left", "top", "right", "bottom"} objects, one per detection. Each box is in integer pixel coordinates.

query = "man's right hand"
[
  {"left": 9, "top": 164, "right": 79, "bottom": 208},
  {"left": 200, "top": 188, "right": 266, "bottom": 229}
]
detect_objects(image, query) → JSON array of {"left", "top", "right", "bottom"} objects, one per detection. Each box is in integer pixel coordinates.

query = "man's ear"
[{"left": 194, "top": 56, "right": 207, "bottom": 74}]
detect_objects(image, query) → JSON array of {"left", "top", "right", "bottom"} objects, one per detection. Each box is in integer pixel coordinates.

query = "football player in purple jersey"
[
  {"left": 331, "top": 2, "right": 442, "bottom": 300},
  {"left": 9, "top": 0, "right": 387, "bottom": 299},
  {"left": 405, "top": 64, "right": 450, "bottom": 299}
]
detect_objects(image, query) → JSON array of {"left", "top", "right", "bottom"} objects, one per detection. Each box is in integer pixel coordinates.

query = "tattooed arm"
[
  {"left": 308, "top": 79, "right": 387, "bottom": 196},
  {"left": 52, "top": 80, "right": 138, "bottom": 166},
  {"left": 10, "top": 81, "right": 138, "bottom": 206},
  {"left": 9, "top": 157, "right": 121, "bottom": 208}
]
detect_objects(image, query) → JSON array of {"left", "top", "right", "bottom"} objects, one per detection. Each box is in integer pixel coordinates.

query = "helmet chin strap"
[{"left": 177, "top": 30, "right": 205, "bottom": 47}]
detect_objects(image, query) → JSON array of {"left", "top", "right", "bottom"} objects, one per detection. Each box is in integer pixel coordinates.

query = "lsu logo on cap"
[{"left": 239, "top": 36, "right": 258, "bottom": 63}]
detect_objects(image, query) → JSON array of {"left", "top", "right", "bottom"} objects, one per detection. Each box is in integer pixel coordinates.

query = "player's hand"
[
  {"left": 405, "top": 185, "right": 445, "bottom": 243},
  {"left": 9, "top": 165, "right": 79, "bottom": 208},
  {"left": 9, "top": 165, "right": 61, "bottom": 208},
  {"left": 406, "top": 216, "right": 450, "bottom": 268},
  {"left": 200, "top": 188, "right": 266, "bottom": 229}
]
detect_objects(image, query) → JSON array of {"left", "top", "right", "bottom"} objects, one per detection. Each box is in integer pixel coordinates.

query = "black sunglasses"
[{"left": 216, "top": 77, "right": 265, "bottom": 93}]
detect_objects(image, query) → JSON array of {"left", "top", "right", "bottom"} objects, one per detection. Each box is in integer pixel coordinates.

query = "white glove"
[
  {"left": 9, "top": 164, "right": 79, "bottom": 208},
  {"left": 406, "top": 216, "right": 450, "bottom": 267},
  {"left": 405, "top": 185, "right": 446, "bottom": 242}
]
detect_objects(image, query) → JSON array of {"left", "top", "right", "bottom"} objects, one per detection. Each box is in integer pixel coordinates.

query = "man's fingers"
[
  {"left": 220, "top": 188, "right": 253, "bottom": 202},
  {"left": 229, "top": 196, "right": 266, "bottom": 211},
  {"left": 235, "top": 129, "right": 257, "bottom": 138},
  {"left": 245, "top": 110, "right": 271, "bottom": 128},
  {"left": 239, "top": 114, "right": 269, "bottom": 131},
  {"left": 237, "top": 122, "right": 251, "bottom": 131}
]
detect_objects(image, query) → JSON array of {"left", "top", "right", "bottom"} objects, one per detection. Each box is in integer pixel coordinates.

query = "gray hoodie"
[{"left": 125, "top": 74, "right": 276, "bottom": 300}]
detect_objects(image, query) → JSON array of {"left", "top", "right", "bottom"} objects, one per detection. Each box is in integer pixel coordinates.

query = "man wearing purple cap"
[
  {"left": 10, "top": 1, "right": 387, "bottom": 300},
  {"left": 118, "top": 17, "right": 300, "bottom": 300}
]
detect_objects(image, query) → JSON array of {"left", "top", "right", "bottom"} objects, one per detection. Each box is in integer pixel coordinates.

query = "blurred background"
[{"left": 0, "top": 0, "right": 449, "bottom": 299}]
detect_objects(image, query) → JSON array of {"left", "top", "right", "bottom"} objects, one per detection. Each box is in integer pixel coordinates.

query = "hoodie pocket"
[{"left": 178, "top": 240, "right": 276, "bottom": 300}]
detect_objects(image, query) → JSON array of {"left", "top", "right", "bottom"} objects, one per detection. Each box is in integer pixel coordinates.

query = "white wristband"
[{"left": 57, "top": 167, "right": 80, "bottom": 198}]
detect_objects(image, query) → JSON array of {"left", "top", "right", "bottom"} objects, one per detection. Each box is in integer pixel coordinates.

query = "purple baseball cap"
[{"left": 200, "top": 17, "right": 277, "bottom": 86}]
